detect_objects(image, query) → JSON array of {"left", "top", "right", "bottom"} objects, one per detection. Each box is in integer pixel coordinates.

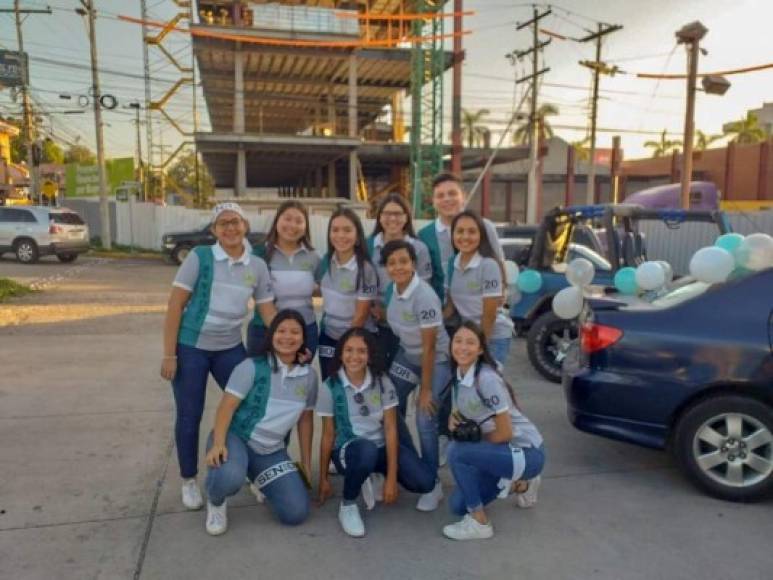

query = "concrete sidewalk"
[{"left": 0, "top": 257, "right": 770, "bottom": 580}]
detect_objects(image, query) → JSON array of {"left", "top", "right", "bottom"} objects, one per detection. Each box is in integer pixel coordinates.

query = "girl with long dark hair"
[
  {"left": 316, "top": 328, "right": 435, "bottom": 537},
  {"left": 317, "top": 207, "right": 378, "bottom": 381},
  {"left": 203, "top": 309, "right": 317, "bottom": 535},
  {"left": 442, "top": 321, "right": 545, "bottom": 541}
]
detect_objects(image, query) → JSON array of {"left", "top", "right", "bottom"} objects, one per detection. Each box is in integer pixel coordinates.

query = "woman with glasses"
[
  {"left": 247, "top": 200, "right": 321, "bottom": 358},
  {"left": 203, "top": 310, "right": 317, "bottom": 535},
  {"left": 160, "top": 202, "right": 277, "bottom": 512},
  {"left": 317, "top": 327, "right": 435, "bottom": 537},
  {"left": 367, "top": 193, "right": 433, "bottom": 367},
  {"left": 380, "top": 239, "right": 452, "bottom": 513}
]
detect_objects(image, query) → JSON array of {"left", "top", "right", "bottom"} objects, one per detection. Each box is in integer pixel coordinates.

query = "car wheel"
[
  {"left": 674, "top": 395, "right": 773, "bottom": 502},
  {"left": 14, "top": 238, "right": 39, "bottom": 264},
  {"left": 57, "top": 253, "right": 78, "bottom": 263},
  {"left": 171, "top": 244, "right": 192, "bottom": 265},
  {"left": 526, "top": 311, "right": 578, "bottom": 383}
]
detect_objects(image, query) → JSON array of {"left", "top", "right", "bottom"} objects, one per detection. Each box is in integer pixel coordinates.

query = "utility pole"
[
  {"left": 450, "top": 0, "right": 463, "bottom": 175},
  {"left": 9, "top": 2, "right": 51, "bottom": 204},
  {"left": 140, "top": 0, "right": 153, "bottom": 202},
  {"left": 77, "top": 0, "right": 111, "bottom": 249},
  {"left": 512, "top": 7, "right": 551, "bottom": 224},
  {"left": 579, "top": 22, "right": 622, "bottom": 205},
  {"left": 127, "top": 102, "right": 142, "bottom": 192}
]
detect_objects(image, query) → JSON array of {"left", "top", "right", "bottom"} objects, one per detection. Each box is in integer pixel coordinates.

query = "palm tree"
[
  {"left": 694, "top": 130, "right": 722, "bottom": 151},
  {"left": 644, "top": 129, "right": 682, "bottom": 158},
  {"left": 723, "top": 112, "right": 768, "bottom": 144},
  {"left": 570, "top": 136, "right": 591, "bottom": 161},
  {"left": 512, "top": 103, "right": 559, "bottom": 145},
  {"left": 461, "top": 108, "right": 490, "bottom": 148}
]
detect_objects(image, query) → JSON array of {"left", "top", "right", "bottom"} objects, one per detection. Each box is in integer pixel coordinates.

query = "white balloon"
[
  {"left": 504, "top": 260, "right": 520, "bottom": 285},
  {"left": 689, "top": 247, "right": 735, "bottom": 284},
  {"left": 656, "top": 260, "right": 674, "bottom": 284},
  {"left": 552, "top": 286, "right": 584, "bottom": 320},
  {"left": 566, "top": 257, "right": 595, "bottom": 287},
  {"left": 736, "top": 233, "right": 773, "bottom": 271},
  {"left": 635, "top": 261, "right": 666, "bottom": 291}
]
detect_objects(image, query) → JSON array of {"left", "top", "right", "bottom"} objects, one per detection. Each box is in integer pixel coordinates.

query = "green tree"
[
  {"left": 41, "top": 138, "right": 64, "bottom": 164},
  {"left": 723, "top": 112, "right": 768, "bottom": 145},
  {"left": 694, "top": 130, "right": 722, "bottom": 151},
  {"left": 512, "top": 103, "right": 559, "bottom": 145},
  {"left": 461, "top": 108, "right": 490, "bottom": 148},
  {"left": 570, "top": 136, "right": 591, "bottom": 161},
  {"left": 64, "top": 144, "right": 96, "bottom": 164},
  {"left": 644, "top": 129, "right": 682, "bottom": 158},
  {"left": 165, "top": 151, "right": 214, "bottom": 202}
]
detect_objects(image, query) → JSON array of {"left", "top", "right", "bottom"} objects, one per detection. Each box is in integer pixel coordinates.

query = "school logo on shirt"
[
  {"left": 464, "top": 398, "right": 485, "bottom": 415},
  {"left": 300, "top": 260, "right": 314, "bottom": 271},
  {"left": 369, "top": 389, "right": 381, "bottom": 406},
  {"left": 294, "top": 384, "right": 307, "bottom": 399},
  {"left": 339, "top": 278, "right": 355, "bottom": 292},
  {"left": 244, "top": 273, "right": 257, "bottom": 287},
  {"left": 401, "top": 311, "right": 417, "bottom": 323},
  {"left": 466, "top": 280, "right": 482, "bottom": 292}
]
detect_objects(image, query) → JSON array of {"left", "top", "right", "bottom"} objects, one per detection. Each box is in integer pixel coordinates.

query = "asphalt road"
[{"left": 0, "top": 255, "right": 770, "bottom": 580}]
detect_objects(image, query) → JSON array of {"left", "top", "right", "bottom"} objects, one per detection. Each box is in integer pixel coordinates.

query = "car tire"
[
  {"left": 14, "top": 238, "right": 39, "bottom": 264},
  {"left": 526, "top": 311, "right": 578, "bottom": 383},
  {"left": 674, "top": 395, "right": 773, "bottom": 502},
  {"left": 57, "top": 253, "right": 78, "bottom": 263},
  {"left": 171, "top": 244, "right": 192, "bottom": 265}
]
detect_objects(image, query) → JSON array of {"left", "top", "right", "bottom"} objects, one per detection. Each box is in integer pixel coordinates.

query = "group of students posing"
[{"left": 160, "top": 172, "right": 546, "bottom": 541}]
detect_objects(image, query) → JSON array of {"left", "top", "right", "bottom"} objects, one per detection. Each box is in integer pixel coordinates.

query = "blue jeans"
[
  {"left": 205, "top": 432, "right": 310, "bottom": 526},
  {"left": 246, "top": 321, "right": 319, "bottom": 359},
  {"left": 448, "top": 442, "right": 546, "bottom": 515},
  {"left": 488, "top": 337, "right": 512, "bottom": 367},
  {"left": 388, "top": 348, "right": 453, "bottom": 478},
  {"left": 332, "top": 436, "right": 436, "bottom": 501},
  {"left": 171, "top": 343, "right": 246, "bottom": 479}
]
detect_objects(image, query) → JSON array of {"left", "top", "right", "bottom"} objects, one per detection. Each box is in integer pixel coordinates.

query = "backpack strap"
[
  {"left": 383, "top": 281, "right": 395, "bottom": 308},
  {"left": 229, "top": 356, "right": 273, "bottom": 442}
]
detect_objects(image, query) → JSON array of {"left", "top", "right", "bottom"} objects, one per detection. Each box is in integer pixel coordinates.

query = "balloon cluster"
[
  {"left": 694, "top": 232, "right": 773, "bottom": 281},
  {"left": 612, "top": 260, "right": 673, "bottom": 295},
  {"left": 552, "top": 258, "right": 595, "bottom": 320}
]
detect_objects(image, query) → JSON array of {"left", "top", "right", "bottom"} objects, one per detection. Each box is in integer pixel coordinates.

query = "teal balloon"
[
  {"left": 715, "top": 233, "right": 744, "bottom": 256},
  {"left": 614, "top": 267, "right": 639, "bottom": 295},
  {"left": 517, "top": 269, "right": 543, "bottom": 293}
]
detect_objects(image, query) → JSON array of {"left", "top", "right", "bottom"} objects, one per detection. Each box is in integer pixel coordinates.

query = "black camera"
[{"left": 451, "top": 419, "right": 482, "bottom": 443}]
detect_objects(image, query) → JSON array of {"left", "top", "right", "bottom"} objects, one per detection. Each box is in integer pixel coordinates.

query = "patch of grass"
[
  {"left": 0, "top": 278, "right": 33, "bottom": 302},
  {"left": 89, "top": 238, "right": 163, "bottom": 260}
]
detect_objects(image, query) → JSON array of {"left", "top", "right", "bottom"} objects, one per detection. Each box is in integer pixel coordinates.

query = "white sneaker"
[
  {"left": 328, "top": 461, "right": 338, "bottom": 475},
  {"left": 361, "top": 477, "right": 376, "bottom": 511},
  {"left": 338, "top": 502, "right": 365, "bottom": 537},
  {"left": 181, "top": 478, "right": 203, "bottom": 510},
  {"left": 515, "top": 476, "right": 541, "bottom": 509},
  {"left": 443, "top": 514, "right": 494, "bottom": 541},
  {"left": 371, "top": 473, "right": 384, "bottom": 503},
  {"left": 438, "top": 435, "right": 450, "bottom": 468},
  {"left": 249, "top": 481, "right": 265, "bottom": 504},
  {"left": 205, "top": 500, "right": 228, "bottom": 536},
  {"left": 416, "top": 480, "right": 444, "bottom": 512}
]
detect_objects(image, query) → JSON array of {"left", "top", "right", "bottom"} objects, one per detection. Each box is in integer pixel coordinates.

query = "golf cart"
[{"left": 511, "top": 204, "right": 731, "bottom": 382}]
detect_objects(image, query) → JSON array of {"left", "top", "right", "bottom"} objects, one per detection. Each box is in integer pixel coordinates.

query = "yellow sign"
[{"left": 41, "top": 180, "right": 58, "bottom": 199}]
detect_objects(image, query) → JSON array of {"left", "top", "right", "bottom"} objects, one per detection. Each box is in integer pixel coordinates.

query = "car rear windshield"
[{"left": 50, "top": 212, "right": 85, "bottom": 225}]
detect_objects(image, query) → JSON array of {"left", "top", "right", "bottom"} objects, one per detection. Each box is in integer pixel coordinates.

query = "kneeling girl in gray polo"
[
  {"left": 203, "top": 310, "right": 318, "bottom": 536},
  {"left": 317, "top": 327, "right": 435, "bottom": 537},
  {"left": 381, "top": 239, "right": 453, "bottom": 512}
]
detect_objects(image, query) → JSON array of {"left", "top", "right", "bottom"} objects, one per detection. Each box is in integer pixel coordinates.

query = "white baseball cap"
[{"left": 211, "top": 202, "right": 246, "bottom": 224}]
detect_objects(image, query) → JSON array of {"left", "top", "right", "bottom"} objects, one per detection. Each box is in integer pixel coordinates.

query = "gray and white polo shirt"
[
  {"left": 225, "top": 357, "right": 318, "bottom": 455},
  {"left": 447, "top": 252, "right": 514, "bottom": 340},
  {"left": 319, "top": 254, "right": 378, "bottom": 339},
  {"left": 454, "top": 364, "right": 543, "bottom": 449},
  {"left": 435, "top": 217, "right": 504, "bottom": 284},
  {"left": 173, "top": 241, "right": 274, "bottom": 351},
  {"left": 267, "top": 245, "right": 321, "bottom": 325},
  {"left": 316, "top": 369, "right": 399, "bottom": 448},
  {"left": 371, "top": 233, "right": 433, "bottom": 302},
  {"left": 386, "top": 273, "right": 450, "bottom": 365}
]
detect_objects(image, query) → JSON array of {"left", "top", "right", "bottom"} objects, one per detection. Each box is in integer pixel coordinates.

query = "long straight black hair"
[
  {"left": 450, "top": 209, "right": 506, "bottom": 296},
  {"left": 372, "top": 193, "right": 417, "bottom": 239},
  {"left": 261, "top": 309, "right": 308, "bottom": 370},
  {"left": 325, "top": 206, "right": 374, "bottom": 291},
  {"left": 265, "top": 200, "right": 314, "bottom": 264},
  {"left": 449, "top": 320, "right": 520, "bottom": 410}
]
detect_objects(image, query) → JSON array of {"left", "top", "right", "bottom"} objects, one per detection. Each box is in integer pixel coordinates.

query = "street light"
[{"left": 676, "top": 21, "right": 730, "bottom": 209}]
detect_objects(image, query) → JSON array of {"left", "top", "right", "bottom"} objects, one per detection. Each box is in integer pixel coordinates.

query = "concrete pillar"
[
  {"left": 235, "top": 148, "right": 247, "bottom": 197},
  {"left": 327, "top": 88, "right": 336, "bottom": 135},
  {"left": 327, "top": 162, "right": 337, "bottom": 198},
  {"left": 234, "top": 44, "right": 245, "bottom": 133},
  {"left": 348, "top": 52, "right": 358, "bottom": 200}
]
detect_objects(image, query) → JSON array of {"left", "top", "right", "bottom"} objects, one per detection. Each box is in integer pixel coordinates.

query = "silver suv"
[{"left": 0, "top": 206, "right": 90, "bottom": 264}]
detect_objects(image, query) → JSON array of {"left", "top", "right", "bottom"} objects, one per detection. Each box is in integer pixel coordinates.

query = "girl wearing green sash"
[{"left": 203, "top": 310, "right": 317, "bottom": 536}]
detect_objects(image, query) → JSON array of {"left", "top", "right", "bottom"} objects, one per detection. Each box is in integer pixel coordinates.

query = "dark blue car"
[{"left": 563, "top": 268, "right": 773, "bottom": 502}]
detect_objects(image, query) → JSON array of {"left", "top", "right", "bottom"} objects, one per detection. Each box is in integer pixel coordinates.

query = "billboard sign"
[{"left": 64, "top": 158, "right": 135, "bottom": 197}]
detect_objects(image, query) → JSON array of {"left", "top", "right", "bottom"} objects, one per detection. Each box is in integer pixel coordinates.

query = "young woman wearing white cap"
[{"left": 160, "top": 202, "right": 278, "bottom": 511}]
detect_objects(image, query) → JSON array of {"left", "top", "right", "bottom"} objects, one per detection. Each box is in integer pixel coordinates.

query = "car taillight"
[
  {"left": 49, "top": 223, "right": 63, "bottom": 234},
  {"left": 581, "top": 322, "right": 623, "bottom": 353}
]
